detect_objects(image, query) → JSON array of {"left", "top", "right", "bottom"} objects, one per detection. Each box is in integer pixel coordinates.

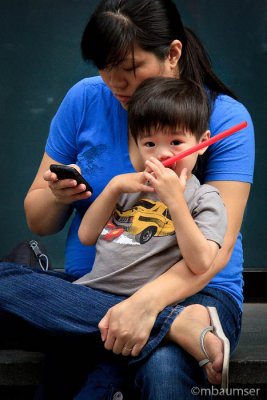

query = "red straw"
[{"left": 162, "top": 121, "right": 248, "bottom": 167}]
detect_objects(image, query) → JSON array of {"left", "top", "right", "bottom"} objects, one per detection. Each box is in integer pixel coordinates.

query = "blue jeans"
[
  {"left": 0, "top": 262, "right": 184, "bottom": 398},
  {"left": 132, "top": 287, "right": 242, "bottom": 400},
  {"left": 75, "top": 287, "right": 242, "bottom": 400},
  {"left": 0, "top": 263, "right": 242, "bottom": 399}
]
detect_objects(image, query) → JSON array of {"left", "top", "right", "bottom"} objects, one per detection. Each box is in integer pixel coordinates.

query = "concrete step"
[
  {"left": 230, "top": 303, "right": 267, "bottom": 385},
  {"left": 0, "top": 350, "right": 44, "bottom": 386}
]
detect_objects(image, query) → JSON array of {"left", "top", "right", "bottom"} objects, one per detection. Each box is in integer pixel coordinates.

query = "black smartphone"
[{"left": 50, "top": 164, "right": 93, "bottom": 193}]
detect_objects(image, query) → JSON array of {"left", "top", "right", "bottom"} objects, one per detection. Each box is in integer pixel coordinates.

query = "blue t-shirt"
[{"left": 46, "top": 76, "right": 255, "bottom": 310}]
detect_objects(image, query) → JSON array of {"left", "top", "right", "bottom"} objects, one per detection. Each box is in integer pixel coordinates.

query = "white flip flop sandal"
[{"left": 198, "top": 306, "right": 230, "bottom": 389}]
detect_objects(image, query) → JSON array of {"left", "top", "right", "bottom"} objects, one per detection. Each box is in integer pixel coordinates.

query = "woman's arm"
[
  {"left": 24, "top": 152, "right": 91, "bottom": 235},
  {"left": 99, "top": 180, "right": 251, "bottom": 355}
]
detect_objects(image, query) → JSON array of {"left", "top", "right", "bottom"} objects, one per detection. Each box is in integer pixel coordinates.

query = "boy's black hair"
[{"left": 128, "top": 77, "right": 210, "bottom": 142}]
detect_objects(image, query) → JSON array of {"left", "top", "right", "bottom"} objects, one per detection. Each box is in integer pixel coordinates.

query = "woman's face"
[{"left": 99, "top": 45, "right": 178, "bottom": 109}]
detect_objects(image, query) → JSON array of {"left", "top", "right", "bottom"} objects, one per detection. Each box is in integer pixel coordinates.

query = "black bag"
[{"left": 1, "top": 239, "right": 52, "bottom": 271}]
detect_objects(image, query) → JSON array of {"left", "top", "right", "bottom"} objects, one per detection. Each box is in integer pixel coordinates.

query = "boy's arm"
[
  {"left": 78, "top": 172, "right": 154, "bottom": 245},
  {"left": 99, "top": 181, "right": 249, "bottom": 356},
  {"left": 78, "top": 180, "right": 120, "bottom": 246},
  {"left": 145, "top": 158, "right": 225, "bottom": 275},
  {"left": 168, "top": 191, "right": 224, "bottom": 274}
]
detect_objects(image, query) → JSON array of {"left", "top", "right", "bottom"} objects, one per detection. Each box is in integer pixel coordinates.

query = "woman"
[{"left": 22, "top": 0, "right": 254, "bottom": 398}]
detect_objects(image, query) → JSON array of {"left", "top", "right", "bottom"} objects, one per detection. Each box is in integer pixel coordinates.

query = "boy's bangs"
[{"left": 135, "top": 99, "right": 197, "bottom": 139}]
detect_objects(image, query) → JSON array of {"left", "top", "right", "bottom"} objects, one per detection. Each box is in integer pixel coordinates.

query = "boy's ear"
[{"left": 198, "top": 130, "right": 210, "bottom": 155}]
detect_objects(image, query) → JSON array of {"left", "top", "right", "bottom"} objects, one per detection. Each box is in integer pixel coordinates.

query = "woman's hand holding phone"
[
  {"left": 49, "top": 164, "right": 93, "bottom": 193},
  {"left": 43, "top": 164, "right": 93, "bottom": 205}
]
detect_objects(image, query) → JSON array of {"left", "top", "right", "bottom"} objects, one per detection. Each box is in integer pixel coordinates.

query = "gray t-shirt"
[{"left": 74, "top": 175, "right": 227, "bottom": 296}]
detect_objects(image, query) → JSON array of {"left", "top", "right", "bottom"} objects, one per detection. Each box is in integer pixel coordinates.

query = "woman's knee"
[{"left": 181, "top": 304, "right": 208, "bottom": 319}]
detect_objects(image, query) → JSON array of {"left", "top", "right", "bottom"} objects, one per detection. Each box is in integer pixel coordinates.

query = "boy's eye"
[
  {"left": 144, "top": 142, "right": 155, "bottom": 148},
  {"left": 171, "top": 140, "right": 182, "bottom": 146}
]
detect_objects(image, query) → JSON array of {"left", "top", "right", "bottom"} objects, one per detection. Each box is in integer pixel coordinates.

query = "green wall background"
[{"left": 1, "top": 0, "right": 266, "bottom": 268}]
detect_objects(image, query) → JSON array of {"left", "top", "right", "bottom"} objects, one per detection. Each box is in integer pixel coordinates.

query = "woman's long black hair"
[{"left": 81, "top": 0, "right": 236, "bottom": 101}]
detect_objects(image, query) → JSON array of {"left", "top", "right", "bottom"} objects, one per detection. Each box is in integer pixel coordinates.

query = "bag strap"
[{"left": 29, "top": 240, "right": 49, "bottom": 271}]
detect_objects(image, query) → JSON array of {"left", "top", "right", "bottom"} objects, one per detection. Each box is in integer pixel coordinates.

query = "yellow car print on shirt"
[{"left": 112, "top": 199, "right": 175, "bottom": 244}]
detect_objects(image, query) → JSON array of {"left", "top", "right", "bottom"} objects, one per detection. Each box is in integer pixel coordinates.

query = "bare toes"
[
  {"left": 203, "top": 332, "right": 224, "bottom": 383},
  {"left": 205, "top": 363, "right": 222, "bottom": 385}
]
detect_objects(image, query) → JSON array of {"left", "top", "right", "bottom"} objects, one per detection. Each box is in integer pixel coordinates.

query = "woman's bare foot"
[{"left": 167, "top": 304, "right": 224, "bottom": 385}]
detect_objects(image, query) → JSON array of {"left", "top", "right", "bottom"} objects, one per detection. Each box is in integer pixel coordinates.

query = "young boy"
[{"left": 75, "top": 77, "right": 229, "bottom": 387}]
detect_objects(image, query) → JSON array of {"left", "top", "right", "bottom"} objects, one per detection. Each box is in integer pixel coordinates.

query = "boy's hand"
[
  {"left": 110, "top": 172, "right": 155, "bottom": 195},
  {"left": 144, "top": 157, "right": 187, "bottom": 205}
]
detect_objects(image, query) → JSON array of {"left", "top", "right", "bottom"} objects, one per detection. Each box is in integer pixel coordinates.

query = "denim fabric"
[
  {"left": 0, "top": 262, "right": 182, "bottom": 355},
  {"left": 0, "top": 262, "right": 182, "bottom": 398},
  {"left": 132, "top": 287, "right": 242, "bottom": 400},
  {"left": 74, "top": 287, "right": 242, "bottom": 400},
  {"left": 74, "top": 357, "right": 130, "bottom": 400},
  {"left": 0, "top": 263, "right": 242, "bottom": 400}
]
